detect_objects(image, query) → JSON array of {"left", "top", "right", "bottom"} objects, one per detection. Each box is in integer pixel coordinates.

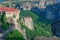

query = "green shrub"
[
  {"left": 13, "top": 14, "right": 16, "bottom": 18},
  {"left": 2, "top": 23, "right": 9, "bottom": 30},
  {"left": 5, "top": 30, "right": 25, "bottom": 40}
]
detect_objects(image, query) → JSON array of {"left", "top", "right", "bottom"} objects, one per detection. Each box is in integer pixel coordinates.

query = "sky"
[
  {"left": 57, "top": 0, "right": 60, "bottom": 2},
  {"left": 0, "top": 0, "right": 3, "bottom": 2}
]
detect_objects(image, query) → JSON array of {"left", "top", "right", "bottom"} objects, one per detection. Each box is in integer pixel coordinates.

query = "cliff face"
[
  {"left": 45, "top": 0, "right": 57, "bottom": 5},
  {"left": 2, "top": 0, "right": 57, "bottom": 10},
  {"left": 34, "top": 36, "right": 60, "bottom": 40},
  {"left": 45, "top": 3, "right": 60, "bottom": 20},
  {"left": 22, "top": 17, "right": 34, "bottom": 30},
  {"left": 38, "top": 0, "right": 57, "bottom": 8},
  {"left": 38, "top": 0, "right": 45, "bottom": 8}
]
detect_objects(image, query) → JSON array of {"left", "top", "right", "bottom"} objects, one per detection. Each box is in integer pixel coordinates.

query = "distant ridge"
[
  {"left": 4, "top": 0, "right": 39, "bottom": 1},
  {"left": 3, "top": 0, "right": 57, "bottom": 2}
]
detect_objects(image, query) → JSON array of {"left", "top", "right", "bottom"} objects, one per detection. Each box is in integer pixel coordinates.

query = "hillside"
[{"left": 0, "top": 0, "right": 60, "bottom": 40}]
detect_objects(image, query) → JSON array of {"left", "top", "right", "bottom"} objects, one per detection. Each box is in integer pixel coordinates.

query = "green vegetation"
[
  {"left": 13, "top": 14, "right": 16, "bottom": 18},
  {"left": 2, "top": 23, "right": 9, "bottom": 30},
  {"left": 1, "top": 12, "right": 7, "bottom": 23},
  {"left": 20, "top": 23, "right": 35, "bottom": 40},
  {"left": 5, "top": 30, "right": 25, "bottom": 40},
  {"left": 20, "top": 22, "right": 52, "bottom": 40},
  {"left": 20, "top": 10, "right": 39, "bottom": 22},
  {"left": 20, "top": 10, "right": 52, "bottom": 40},
  {"left": 34, "top": 22, "right": 52, "bottom": 37},
  {"left": 1, "top": 12, "right": 9, "bottom": 30}
]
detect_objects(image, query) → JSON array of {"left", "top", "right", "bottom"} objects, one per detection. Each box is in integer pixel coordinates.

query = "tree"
[
  {"left": 5, "top": 30, "right": 25, "bottom": 40},
  {"left": 1, "top": 11, "right": 9, "bottom": 30},
  {"left": 20, "top": 10, "right": 39, "bottom": 22},
  {"left": 13, "top": 14, "right": 16, "bottom": 18},
  {"left": 2, "top": 23, "right": 9, "bottom": 30},
  {"left": 1, "top": 12, "right": 6, "bottom": 23}
]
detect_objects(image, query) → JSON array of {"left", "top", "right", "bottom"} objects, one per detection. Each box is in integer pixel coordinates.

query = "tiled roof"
[{"left": 0, "top": 6, "right": 19, "bottom": 12}]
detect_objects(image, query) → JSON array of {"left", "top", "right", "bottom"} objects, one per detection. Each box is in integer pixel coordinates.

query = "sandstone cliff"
[{"left": 21, "top": 17, "right": 34, "bottom": 30}]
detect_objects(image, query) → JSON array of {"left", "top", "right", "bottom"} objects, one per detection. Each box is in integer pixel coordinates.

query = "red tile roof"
[{"left": 0, "top": 6, "right": 19, "bottom": 12}]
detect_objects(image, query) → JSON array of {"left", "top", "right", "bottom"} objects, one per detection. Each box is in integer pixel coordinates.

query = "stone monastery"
[{"left": 0, "top": 6, "right": 20, "bottom": 21}]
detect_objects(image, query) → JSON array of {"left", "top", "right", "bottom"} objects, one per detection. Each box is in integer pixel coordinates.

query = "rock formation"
[
  {"left": 45, "top": 0, "right": 57, "bottom": 6},
  {"left": 34, "top": 36, "right": 60, "bottom": 40},
  {"left": 22, "top": 17, "right": 34, "bottom": 30}
]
